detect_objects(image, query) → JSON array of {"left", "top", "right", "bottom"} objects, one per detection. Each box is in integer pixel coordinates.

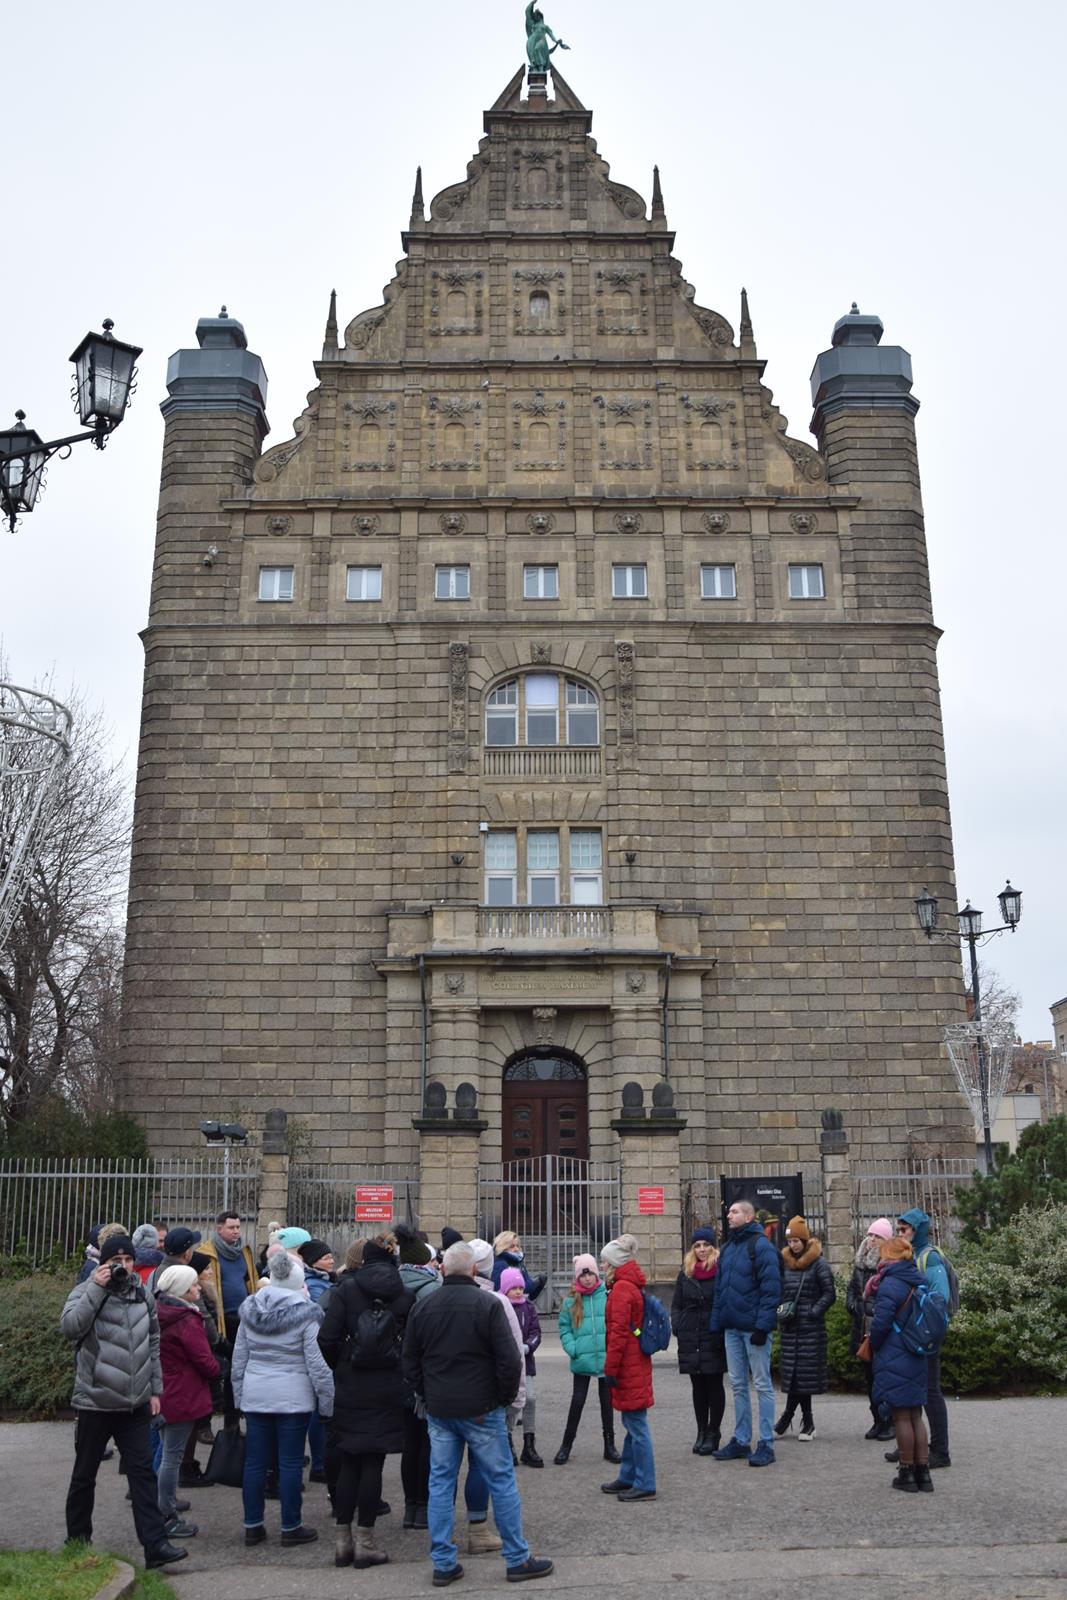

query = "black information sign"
[{"left": 720, "top": 1174, "right": 805, "bottom": 1250}]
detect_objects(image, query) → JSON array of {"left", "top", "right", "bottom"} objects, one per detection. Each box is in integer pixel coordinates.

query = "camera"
[{"left": 108, "top": 1263, "right": 129, "bottom": 1286}]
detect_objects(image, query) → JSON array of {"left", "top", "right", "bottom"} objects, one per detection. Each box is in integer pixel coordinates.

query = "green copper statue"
[{"left": 525, "top": 3, "right": 569, "bottom": 72}]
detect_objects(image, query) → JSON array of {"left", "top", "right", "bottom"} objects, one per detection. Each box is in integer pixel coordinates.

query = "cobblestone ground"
[{"left": 2, "top": 1334, "right": 1064, "bottom": 1599}]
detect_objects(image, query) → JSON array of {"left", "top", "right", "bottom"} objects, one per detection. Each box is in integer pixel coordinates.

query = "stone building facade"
[{"left": 121, "top": 66, "right": 973, "bottom": 1219}]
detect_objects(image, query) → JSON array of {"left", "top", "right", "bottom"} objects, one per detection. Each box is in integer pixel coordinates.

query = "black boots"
[
  {"left": 914, "top": 1464, "right": 934, "bottom": 1493},
  {"left": 553, "top": 1440, "right": 572, "bottom": 1465},
  {"left": 602, "top": 1435, "right": 621, "bottom": 1464},
  {"left": 891, "top": 1463, "right": 919, "bottom": 1493},
  {"left": 520, "top": 1433, "right": 544, "bottom": 1468},
  {"left": 696, "top": 1430, "right": 720, "bottom": 1457}
]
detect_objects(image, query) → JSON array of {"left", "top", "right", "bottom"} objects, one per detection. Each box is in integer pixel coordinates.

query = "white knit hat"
[
  {"left": 600, "top": 1233, "right": 639, "bottom": 1268},
  {"left": 467, "top": 1238, "right": 494, "bottom": 1273},
  {"left": 269, "top": 1251, "right": 306, "bottom": 1292},
  {"left": 157, "top": 1264, "right": 198, "bottom": 1298}
]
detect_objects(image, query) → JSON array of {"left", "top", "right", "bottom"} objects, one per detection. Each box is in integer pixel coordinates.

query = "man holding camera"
[{"left": 60, "top": 1233, "right": 188, "bottom": 1569}]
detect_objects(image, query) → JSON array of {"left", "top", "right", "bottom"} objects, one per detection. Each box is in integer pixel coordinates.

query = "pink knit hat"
[
  {"left": 573, "top": 1253, "right": 598, "bottom": 1280},
  {"left": 867, "top": 1218, "right": 894, "bottom": 1241},
  {"left": 499, "top": 1267, "right": 526, "bottom": 1295}
]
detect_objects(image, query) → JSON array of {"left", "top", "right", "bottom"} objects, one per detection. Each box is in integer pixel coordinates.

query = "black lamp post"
[
  {"left": 915, "top": 881, "right": 1022, "bottom": 1168},
  {"left": 199, "top": 1120, "right": 249, "bottom": 1210},
  {"left": 0, "top": 320, "right": 141, "bottom": 532}
]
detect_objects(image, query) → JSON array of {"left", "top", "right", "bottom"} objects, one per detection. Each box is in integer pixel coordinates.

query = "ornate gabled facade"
[{"left": 122, "top": 63, "right": 972, "bottom": 1210}]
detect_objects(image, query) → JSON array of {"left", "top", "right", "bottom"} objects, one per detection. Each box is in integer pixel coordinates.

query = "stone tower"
[{"left": 121, "top": 65, "right": 972, "bottom": 1203}]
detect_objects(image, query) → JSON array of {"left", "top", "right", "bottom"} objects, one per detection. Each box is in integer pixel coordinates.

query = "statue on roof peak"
[{"left": 525, "top": 3, "right": 570, "bottom": 72}]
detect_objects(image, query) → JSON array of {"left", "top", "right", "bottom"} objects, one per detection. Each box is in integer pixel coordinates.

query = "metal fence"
[
  {"left": 851, "top": 1158, "right": 974, "bottom": 1249},
  {"left": 289, "top": 1165, "right": 421, "bottom": 1261},
  {"left": 0, "top": 1156, "right": 260, "bottom": 1265},
  {"left": 681, "top": 1164, "right": 828, "bottom": 1249},
  {"left": 477, "top": 1155, "right": 622, "bottom": 1310}
]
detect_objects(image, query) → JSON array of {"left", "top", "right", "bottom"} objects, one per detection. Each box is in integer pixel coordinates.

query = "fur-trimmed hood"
[
  {"left": 239, "top": 1284, "right": 323, "bottom": 1336},
  {"left": 782, "top": 1238, "right": 823, "bottom": 1271}
]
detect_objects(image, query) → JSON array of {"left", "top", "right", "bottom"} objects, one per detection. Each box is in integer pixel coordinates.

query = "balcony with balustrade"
[{"left": 384, "top": 901, "right": 704, "bottom": 959}]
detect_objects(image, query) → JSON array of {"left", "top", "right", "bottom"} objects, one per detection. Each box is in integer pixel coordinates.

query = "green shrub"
[
  {"left": 0, "top": 1272, "right": 75, "bottom": 1417},
  {"left": 955, "top": 1116, "right": 1067, "bottom": 1241}
]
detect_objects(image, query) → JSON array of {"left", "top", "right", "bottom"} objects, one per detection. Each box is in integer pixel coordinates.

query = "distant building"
[{"left": 1051, "top": 996, "right": 1067, "bottom": 1060}]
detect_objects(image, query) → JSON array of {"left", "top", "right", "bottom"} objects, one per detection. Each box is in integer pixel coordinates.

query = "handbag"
[
  {"left": 777, "top": 1269, "right": 808, "bottom": 1322},
  {"left": 203, "top": 1422, "right": 245, "bottom": 1487},
  {"left": 856, "top": 1334, "right": 872, "bottom": 1363}
]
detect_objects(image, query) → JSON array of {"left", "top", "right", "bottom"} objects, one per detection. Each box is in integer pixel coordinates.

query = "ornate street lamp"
[{"left": 0, "top": 319, "right": 141, "bottom": 532}]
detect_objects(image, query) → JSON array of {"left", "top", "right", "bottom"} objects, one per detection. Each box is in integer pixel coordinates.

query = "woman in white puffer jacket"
[{"left": 231, "top": 1251, "right": 334, "bottom": 1547}]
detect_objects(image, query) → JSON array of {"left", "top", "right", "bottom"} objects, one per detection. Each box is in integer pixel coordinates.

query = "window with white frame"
[
  {"left": 523, "top": 563, "right": 559, "bottom": 600},
  {"left": 484, "top": 675, "right": 600, "bottom": 748},
  {"left": 483, "top": 826, "right": 604, "bottom": 907},
  {"left": 435, "top": 564, "right": 471, "bottom": 600},
  {"left": 788, "top": 563, "right": 825, "bottom": 599},
  {"left": 346, "top": 565, "right": 382, "bottom": 602},
  {"left": 258, "top": 566, "right": 294, "bottom": 602},
  {"left": 612, "top": 562, "right": 648, "bottom": 599},
  {"left": 700, "top": 563, "right": 737, "bottom": 599}
]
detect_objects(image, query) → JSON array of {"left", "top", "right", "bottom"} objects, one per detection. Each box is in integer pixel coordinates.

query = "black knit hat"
[
  {"left": 298, "top": 1238, "right": 332, "bottom": 1269},
  {"left": 99, "top": 1233, "right": 136, "bottom": 1263},
  {"left": 441, "top": 1226, "right": 463, "bottom": 1252},
  {"left": 396, "top": 1224, "right": 433, "bottom": 1266}
]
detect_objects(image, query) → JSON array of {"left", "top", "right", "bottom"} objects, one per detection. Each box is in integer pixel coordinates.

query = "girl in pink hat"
[{"left": 553, "top": 1256, "right": 620, "bottom": 1465}]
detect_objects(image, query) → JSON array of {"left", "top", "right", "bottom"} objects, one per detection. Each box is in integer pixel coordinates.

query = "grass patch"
[
  {"left": 127, "top": 1569, "right": 177, "bottom": 1600},
  {"left": 0, "top": 1547, "right": 116, "bottom": 1600}
]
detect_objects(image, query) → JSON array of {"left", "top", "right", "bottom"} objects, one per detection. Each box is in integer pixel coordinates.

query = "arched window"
[
  {"left": 445, "top": 289, "right": 467, "bottom": 324},
  {"left": 484, "top": 675, "right": 599, "bottom": 748},
  {"left": 700, "top": 419, "right": 723, "bottom": 460},
  {"left": 614, "top": 419, "right": 636, "bottom": 458},
  {"left": 443, "top": 421, "right": 466, "bottom": 459},
  {"left": 357, "top": 422, "right": 380, "bottom": 460},
  {"left": 526, "top": 420, "right": 551, "bottom": 457},
  {"left": 529, "top": 289, "right": 550, "bottom": 326},
  {"left": 527, "top": 165, "right": 549, "bottom": 201}
]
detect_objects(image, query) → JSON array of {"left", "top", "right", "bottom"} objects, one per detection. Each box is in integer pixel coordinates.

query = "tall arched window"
[
  {"left": 485, "top": 674, "right": 599, "bottom": 748},
  {"left": 529, "top": 289, "right": 550, "bottom": 326}
]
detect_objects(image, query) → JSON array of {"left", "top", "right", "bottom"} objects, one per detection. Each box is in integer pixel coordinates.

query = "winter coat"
[
  {"left": 196, "top": 1236, "right": 258, "bottom": 1324},
  {"left": 399, "top": 1263, "right": 442, "bottom": 1305},
  {"left": 304, "top": 1266, "right": 335, "bottom": 1307},
  {"left": 603, "top": 1260, "right": 654, "bottom": 1413},
  {"left": 156, "top": 1295, "right": 220, "bottom": 1423},
  {"left": 899, "top": 1208, "right": 952, "bottom": 1311},
  {"left": 709, "top": 1221, "right": 782, "bottom": 1335},
  {"left": 317, "top": 1258, "right": 414, "bottom": 1455},
  {"left": 476, "top": 1276, "right": 526, "bottom": 1411},
  {"left": 491, "top": 1250, "right": 538, "bottom": 1296},
  {"left": 231, "top": 1287, "right": 334, "bottom": 1417},
  {"left": 670, "top": 1269, "right": 727, "bottom": 1376},
  {"left": 61, "top": 1275, "right": 162, "bottom": 1413},
  {"left": 846, "top": 1242, "right": 884, "bottom": 1353},
  {"left": 870, "top": 1260, "right": 929, "bottom": 1409},
  {"left": 134, "top": 1248, "right": 164, "bottom": 1285},
  {"left": 559, "top": 1284, "right": 608, "bottom": 1376},
  {"left": 508, "top": 1296, "right": 541, "bottom": 1376},
  {"left": 403, "top": 1273, "right": 523, "bottom": 1419},
  {"left": 777, "top": 1241, "right": 835, "bottom": 1395}
]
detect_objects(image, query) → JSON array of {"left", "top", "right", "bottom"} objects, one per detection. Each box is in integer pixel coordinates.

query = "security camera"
[{"left": 203, "top": 545, "right": 219, "bottom": 568}]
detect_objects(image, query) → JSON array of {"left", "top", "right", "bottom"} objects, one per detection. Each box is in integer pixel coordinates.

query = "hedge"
[{"left": 0, "top": 1273, "right": 77, "bottom": 1417}]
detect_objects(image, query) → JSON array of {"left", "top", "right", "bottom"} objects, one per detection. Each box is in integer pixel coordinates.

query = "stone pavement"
[{"left": 2, "top": 1335, "right": 1064, "bottom": 1599}]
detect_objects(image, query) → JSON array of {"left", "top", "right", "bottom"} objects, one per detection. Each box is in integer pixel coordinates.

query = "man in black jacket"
[{"left": 403, "top": 1242, "right": 552, "bottom": 1587}]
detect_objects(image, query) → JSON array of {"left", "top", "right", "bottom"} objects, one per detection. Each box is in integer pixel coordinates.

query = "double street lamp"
[
  {"left": 0, "top": 320, "right": 142, "bottom": 533},
  {"left": 915, "top": 881, "right": 1022, "bottom": 1169}
]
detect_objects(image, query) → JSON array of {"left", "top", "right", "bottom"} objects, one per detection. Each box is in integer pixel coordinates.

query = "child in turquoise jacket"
[{"left": 553, "top": 1254, "right": 620, "bottom": 1464}]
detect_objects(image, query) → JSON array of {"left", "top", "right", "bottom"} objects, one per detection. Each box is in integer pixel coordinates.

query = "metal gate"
[{"left": 477, "top": 1155, "right": 622, "bottom": 1310}]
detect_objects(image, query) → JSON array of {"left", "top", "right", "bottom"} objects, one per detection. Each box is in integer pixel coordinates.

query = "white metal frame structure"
[{"left": 0, "top": 683, "right": 72, "bottom": 951}]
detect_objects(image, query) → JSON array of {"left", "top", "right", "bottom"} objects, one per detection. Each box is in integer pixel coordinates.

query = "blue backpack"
[
  {"left": 636, "top": 1290, "right": 672, "bottom": 1355},
  {"left": 893, "top": 1283, "right": 949, "bottom": 1356}
]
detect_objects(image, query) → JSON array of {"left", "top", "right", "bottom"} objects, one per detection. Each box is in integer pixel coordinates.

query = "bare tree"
[
  {"left": 970, "top": 961, "right": 1022, "bottom": 1041},
  {"left": 0, "top": 692, "right": 130, "bottom": 1135}
]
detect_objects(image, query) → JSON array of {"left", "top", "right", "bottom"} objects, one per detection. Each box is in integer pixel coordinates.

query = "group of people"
[{"left": 59, "top": 1199, "right": 955, "bottom": 1577}]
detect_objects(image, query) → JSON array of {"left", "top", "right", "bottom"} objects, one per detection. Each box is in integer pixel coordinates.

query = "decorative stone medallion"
[
  {"left": 526, "top": 511, "right": 556, "bottom": 535},
  {"left": 614, "top": 511, "right": 644, "bottom": 534},
  {"left": 789, "top": 511, "right": 818, "bottom": 534},
  {"left": 440, "top": 511, "right": 468, "bottom": 535},
  {"left": 702, "top": 511, "right": 731, "bottom": 534},
  {"left": 266, "top": 515, "right": 292, "bottom": 535},
  {"left": 352, "top": 513, "right": 381, "bottom": 536}
]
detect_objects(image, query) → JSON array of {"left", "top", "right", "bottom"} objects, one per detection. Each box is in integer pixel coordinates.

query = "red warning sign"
[
  {"left": 637, "top": 1186, "right": 665, "bottom": 1215},
  {"left": 355, "top": 1185, "right": 394, "bottom": 1222}
]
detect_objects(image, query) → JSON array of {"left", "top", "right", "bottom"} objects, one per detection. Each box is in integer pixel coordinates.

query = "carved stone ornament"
[
  {"left": 626, "top": 972, "right": 646, "bottom": 994},
  {"left": 596, "top": 268, "right": 649, "bottom": 336},
  {"left": 789, "top": 511, "right": 818, "bottom": 534},
  {"left": 447, "top": 641, "right": 469, "bottom": 774},
  {"left": 614, "top": 511, "right": 644, "bottom": 534},
  {"left": 531, "top": 642, "right": 551, "bottom": 666},
  {"left": 680, "top": 394, "right": 740, "bottom": 472},
  {"left": 615, "top": 639, "right": 635, "bottom": 741},
  {"left": 512, "top": 147, "right": 565, "bottom": 210},
  {"left": 352, "top": 513, "right": 381, "bottom": 536},
  {"left": 513, "top": 268, "right": 567, "bottom": 336},
  {"left": 266, "top": 514, "right": 292, "bottom": 535},
  {"left": 430, "top": 268, "right": 484, "bottom": 338},
  {"left": 513, "top": 389, "right": 567, "bottom": 472},
  {"left": 341, "top": 396, "right": 397, "bottom": 475},
  {"left": 445, "top": 973, "right": 466, "bottom": 995},
  {"left": 702, "top": 511, "right": 731, "bottom": 534},
  {"left": 526, "top": 511, "right": 556, "bottom": 535},
  {"left": 532, "top": 1006, "right": 558, "bottom": 1045},
  {"left": 594, "top": 394, "right": 653, "bottom": 472},
  {"left": 427, "top": 395, "right": 483, "bottom": 473},
  {"left": 692, "top": 306, "right": 734, "bottom": 347},
  {"left": 440, "top": 511, "right": 468, "bottom": 535}
]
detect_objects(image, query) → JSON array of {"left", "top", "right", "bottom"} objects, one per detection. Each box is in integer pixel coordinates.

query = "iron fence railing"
[
  {"left": 681, "top": 1164, "right": 828, "bottom": 1250},
  {"left": 289, "top": 1164, "right": 420, "bottom": 1261},
  {"left": 477, "top": 1155, "right": 622, "bottom": 1310},
  {"left": 850, "top": 1158, "right": 974, "bottom": 1248},
  {"left": 0, "top": 1156, "right": 260, "bottom": 1265}
]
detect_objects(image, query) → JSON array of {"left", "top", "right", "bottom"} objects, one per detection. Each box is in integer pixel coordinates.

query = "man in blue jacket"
[
  {"left": 892, "top": 1208, "right": 952, "bottom": 1467},
  {"left": 709, "top": 1201, "right": 782, "bottom": 1466}
]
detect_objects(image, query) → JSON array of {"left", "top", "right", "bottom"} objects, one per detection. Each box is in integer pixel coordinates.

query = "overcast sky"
[{"left": 2, "top": 1, "right": 1063, "bottom": 1041}]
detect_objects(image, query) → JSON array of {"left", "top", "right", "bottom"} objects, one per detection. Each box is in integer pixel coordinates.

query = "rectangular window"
[
  {"left": 484, "top": 831, "right": 517, "bottom": 905},
  {"left": 527, "top": 829, "right": 560, "bottom": 905},
  {"left": 788, "top": 563, "right": 825, "bottom": 599},
  {"left": 612, "top": 563, "right": 647, "bottom": 599},
  {"left": 435, "top": 564, "right": 471, "bottom": 600},
  {"left": 569, "top": 830, "right": 603, "bottom": 904},
  {"left": 700, "top": 563, "right": 737, "bottom": 599},
  {"left": 523, "top": 564, "right": 559, "bottom": 600},
  {"left": 258, "top": 566, "right": 294, "bottom": 602},
  {"left": 346, "top": 565, "right": 382, "bottom": 602},
  {"left": 525, "top": 673, "right": 559, "bottom": 746}
]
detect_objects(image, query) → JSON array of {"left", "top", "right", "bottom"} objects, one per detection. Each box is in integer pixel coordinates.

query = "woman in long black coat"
[
  {"left": 318, "top": 1237, "right": 414, "bottom": 1569},
  {"left": 775, "top": 1216, "right": 835, "bottom": 1441},
  {"left": 669, "top": 1227, "right": 728, "bottom": 1455}
]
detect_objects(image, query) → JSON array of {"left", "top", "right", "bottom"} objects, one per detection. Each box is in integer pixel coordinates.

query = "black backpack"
[{"left": 348, "top": 1297, "right": 401, "bottom": 1369}]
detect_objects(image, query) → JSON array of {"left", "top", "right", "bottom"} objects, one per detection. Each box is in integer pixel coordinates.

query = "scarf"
[
  {"left": 693, "top": 1262, "right": 718, "bottom": 1281},
  {"left": 783, "top": 1238, "right": 823, "bottom": 1271},
  {"left": 855, "top": 1238, "right": 883, "bottom": 1271},
  {"left": 574, "top": 1276, "right": 600, "bottom": 1295},
  {"left": 212, "top": 1233, "right": 244, "bottom": 1261},
  {"left": 864, "top": 1260, "right": 891, "bottom": 1299}
]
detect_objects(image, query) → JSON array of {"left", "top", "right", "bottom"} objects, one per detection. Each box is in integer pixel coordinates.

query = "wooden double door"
[{"left": 502, "top": 1053, "right": 589, "bottom": 1166}]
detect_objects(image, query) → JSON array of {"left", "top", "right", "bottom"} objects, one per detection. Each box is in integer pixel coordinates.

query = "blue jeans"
[
  {"left": 427, "top": 1410, "right": 529, "bottom": 1573},
  {"left": 156, "top": 1420, "right": 192, "bottom": 1518},
  {"left": 724, "top": 1329, "right": 775, "bottom": 1446},
  {"left": 618, "top": 1408, "right": 655, "bottom": 1492},
  {"left": 243, "top": 1412, "right": 310, "bottom": 1532},
  {"left": 307, "top": 1408, "right": 325, "bottom": 1474}
]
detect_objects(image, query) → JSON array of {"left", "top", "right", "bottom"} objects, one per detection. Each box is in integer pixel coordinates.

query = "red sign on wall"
[
  {"left": 637, "top": 1186, "right": 665, "bottom": 1215},
  {"left": 355, "top": 1185, "right": 394, "bottom": 1222}
]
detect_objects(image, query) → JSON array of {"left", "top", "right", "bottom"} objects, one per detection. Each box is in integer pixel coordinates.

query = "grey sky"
[{"left": 2, "top": 1, "right": 1063, "bottom": 1041}]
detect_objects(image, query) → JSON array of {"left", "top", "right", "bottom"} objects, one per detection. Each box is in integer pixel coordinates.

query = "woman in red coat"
[
  {"left": 156, "top": 1264, "right": 220, "bottom": 1536},
  {"left": 599, "top": 1234, "right": 656, "bottom": 1501}
]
